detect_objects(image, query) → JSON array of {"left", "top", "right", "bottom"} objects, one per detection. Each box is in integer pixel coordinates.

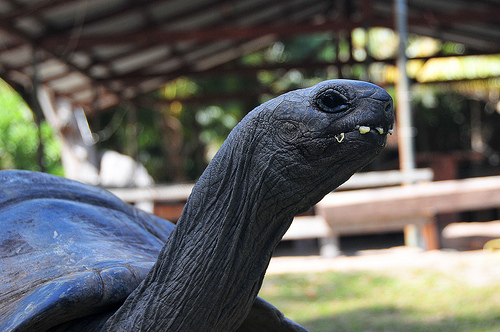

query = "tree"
[{"left": 0, "top": 79, "right": 63, "bottom": 175}]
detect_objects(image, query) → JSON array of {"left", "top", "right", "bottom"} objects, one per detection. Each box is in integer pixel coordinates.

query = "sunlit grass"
[{"left": 259, "top": 270, "right": 500, "bottom": 331}]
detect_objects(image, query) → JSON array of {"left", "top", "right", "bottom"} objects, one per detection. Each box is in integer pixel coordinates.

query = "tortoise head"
[{"left": 228, "top": 79, "right": 394, "bottom": 218}]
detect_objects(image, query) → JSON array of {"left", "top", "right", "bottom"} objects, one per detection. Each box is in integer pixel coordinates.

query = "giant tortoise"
[{"left": 0, "top": 79, "right": 394, "bottom": 331}]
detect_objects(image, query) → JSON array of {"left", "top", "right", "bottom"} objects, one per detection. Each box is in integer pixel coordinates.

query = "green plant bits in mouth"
[{"left": 356, "top": 125, "right": 394, "bottom": 135}]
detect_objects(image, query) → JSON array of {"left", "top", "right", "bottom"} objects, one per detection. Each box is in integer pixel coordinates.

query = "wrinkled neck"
[{"left": 105, "top": 128, "right": 294, "bottom": 331}]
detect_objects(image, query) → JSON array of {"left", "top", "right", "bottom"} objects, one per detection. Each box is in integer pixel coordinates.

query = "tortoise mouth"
[
  {"left": 353, "top": 124, "right": 394, "bottom": 135},
  {"left": 332, "top": 124, "right": 394, "bottom": 143}
]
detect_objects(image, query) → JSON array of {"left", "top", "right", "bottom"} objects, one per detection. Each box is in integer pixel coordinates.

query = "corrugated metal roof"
[{"left": 0, "top": 0, "right": 498, "bottom": 111}]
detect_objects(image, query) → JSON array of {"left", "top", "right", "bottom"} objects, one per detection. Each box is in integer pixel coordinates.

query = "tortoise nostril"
[{"left": 384, "top": 101, "right": 393, "bottom": 114}]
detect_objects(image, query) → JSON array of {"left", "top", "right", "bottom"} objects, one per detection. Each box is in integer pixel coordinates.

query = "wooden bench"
[
  {"left": 315, "top": 175, "right": 500, "bottom": 255},
  {"left": 442, "top": 220, "right": 500, "bottom": 250},
  {"left": 110, "top": 173, "right": 500, "bottom": 256},
  {"left": 281, "top": 215, "right": 338, "bottom": 256},
  {"left": 283, "top": 168, "right": 434, "bottom": 256}
]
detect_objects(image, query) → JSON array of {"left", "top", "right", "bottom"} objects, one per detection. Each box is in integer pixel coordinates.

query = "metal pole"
[
  {"left": 394, "top": 0, "right": 416, "bottom": 183},
  {"left": 395, "top": 0, "right": 424, "bottom": 249}
]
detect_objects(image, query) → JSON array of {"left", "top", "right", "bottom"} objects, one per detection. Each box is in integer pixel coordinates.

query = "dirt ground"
[{"left": 267, "top": 247, "right": 500, "bottom": 287}]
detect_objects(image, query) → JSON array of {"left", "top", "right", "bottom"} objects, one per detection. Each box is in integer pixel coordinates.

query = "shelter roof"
[{"left": 0, "top": 0, "right": 498, "bottom": 111}]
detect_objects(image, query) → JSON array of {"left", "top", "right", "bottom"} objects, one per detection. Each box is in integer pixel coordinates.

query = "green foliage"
[
  {"left": 413, "top": 91, "right": 472, "bottom": 152},
  {"left": 92, "top": 74, "right": 263, "bottom": 182},
  {"left": 91, "top": 107, "right": 169, "bottom": 181},
  {"left": 177, "top": 75, "right": 258, "bottom": 179},
  {"left": 368, "top": 28, "right": 399, "bottom": 60},
  {"left": 0, "top": 80, "right": 62, "bottom": 175},
  {"left": 411, "top": 87, "right": 500, "bottom": 159},
  {"left": 92, "top": 30, "right": 497, "bottom": 182},
  {"left": 260, "top": 270, "right": 500, "bottom": 331}
]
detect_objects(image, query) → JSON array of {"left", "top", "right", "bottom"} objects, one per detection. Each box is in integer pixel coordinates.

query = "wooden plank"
[
  {"left": 153, "top": 203, "right": 186, "bottom": 223},
  {"left": 443, "top": 221, "right": 500, "bottom": 238},
  {"left": 442, "top": 221, "right": 500, "bottom": 250},
  {"left": 108, "top": 183, "right": 194, "bottom": 202},
  {"left": 283, "top": 216, "right": 340, "bottom": 257},
  {"left": 332, "top": 217, "right": 429, "bottom": 235},
  {"left": 316, "top": 175, "right": 500, "bottom": 227},
  {"left": 282, "top": 216, "right": 332, "bottom": 240},
  {"left": 337, "top": 168, "right": 433, "bottom": 190}
]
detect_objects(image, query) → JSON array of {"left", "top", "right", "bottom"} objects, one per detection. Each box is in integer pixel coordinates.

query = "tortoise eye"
[{"left": 317, "top": 89, "right": 348, "bottom": 113}]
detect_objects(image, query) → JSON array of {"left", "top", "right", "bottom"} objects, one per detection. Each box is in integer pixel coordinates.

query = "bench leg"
[
  {"left": 319, "top": 234, "right": 340, "bottom": 257},
  {"left": 404, "top": 224, "right": 424, "bottom": 249},
  {"left": 421, "top": 220, "right": 439, "bottom": 250},
  {"left": 404, "top": 218, "right": 438, "bottom": 250}
]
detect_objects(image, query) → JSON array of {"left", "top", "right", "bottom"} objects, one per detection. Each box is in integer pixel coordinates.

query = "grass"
[{"left": 258, "top": 269, "right": 500, "bottom": 331}]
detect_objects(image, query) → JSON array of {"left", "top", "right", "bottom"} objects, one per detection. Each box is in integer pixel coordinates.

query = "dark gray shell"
[{"left": 0, "top": 170, "right": 175, "bottom": 331}]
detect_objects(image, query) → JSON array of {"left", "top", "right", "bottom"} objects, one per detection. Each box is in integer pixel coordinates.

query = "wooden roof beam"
[
  {"left": 60, "top": 0, "right": 301, "bottom": 83},
  {"left": 39, "top": 20, "right": 366, "bottom": 49},
  {"left": 3, "top": 0, "right": 82, "bottom": 20},
  {"left": 0, "top": 15, "right": 122, "bottom": 110},
  {"left": 89, "top": 0, "right": 325, "bottom": 91},
  {"left": 40, "top": 0, "right": 293, "bottom": 45},
  {"left": 38, "top": 0, "right": 326, "bottom": 49},
  {"left": 408, "top": 7, "right": 500, "bottom": 27},
  {"left": 39, "top": 5, "right": 499, "bottom": 50},
  {"left": 97, "top": 58, "right": 380, "bottom": 84},
  {"left": 139, "top": 89, "right": 271, "bottom": 107}
]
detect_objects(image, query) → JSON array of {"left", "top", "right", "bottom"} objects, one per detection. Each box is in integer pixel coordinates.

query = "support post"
[
  {"left": 394, "top": 0, "right": 416, "bottom": 183},
  {"left": 395, "top": 0, "right": 424, "bottom": 249},
  {"left": 31, "top": 47, "right": 45, "bottom": 172},
  {"left": 319, "top": 235, "right": 340, "bottom": 257}
]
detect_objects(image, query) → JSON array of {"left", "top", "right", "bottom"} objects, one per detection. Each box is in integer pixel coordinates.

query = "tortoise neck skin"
[{"left": 104, "top": 80, "right": 394, "bottom": 331}]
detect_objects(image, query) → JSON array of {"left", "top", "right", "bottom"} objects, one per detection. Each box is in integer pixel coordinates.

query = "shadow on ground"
[
  {"left": 274, "top": 232, "right": 405, "bottom": 257},
  {"left": 301, "top": 307, "right": 500, "bottom": 332},
  {"left": 260, "top": 266, "right": 500, "bottom": 332}
]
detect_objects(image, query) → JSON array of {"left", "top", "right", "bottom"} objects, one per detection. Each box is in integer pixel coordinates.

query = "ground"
[{"left": 268, "top": 247, "right": 500, "bottom": 287}]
